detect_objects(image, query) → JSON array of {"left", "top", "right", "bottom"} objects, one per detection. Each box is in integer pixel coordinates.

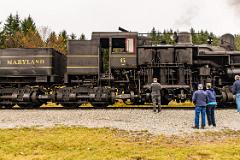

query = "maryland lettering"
[{"left": 7, "top": 59, "right": 45, "bottom": 65}]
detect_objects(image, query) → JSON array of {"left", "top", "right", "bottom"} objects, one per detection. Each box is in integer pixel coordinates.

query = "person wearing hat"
[
  {"left": 192, "top": 84, "right": 208, "bottom": 129},
  {"left": 151, "top": 78, "right": 161, "bottom": 112},
  {"left": 206, "top": 83, "right": 217, "bottom": 127},
  {"left": 232, "top": 75, "right": 240, "bottom": 113}
]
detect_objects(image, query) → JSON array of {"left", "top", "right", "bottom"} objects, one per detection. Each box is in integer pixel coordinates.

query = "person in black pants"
[{"left": 206, "top": 83, "right": 217, "bottom": 127}]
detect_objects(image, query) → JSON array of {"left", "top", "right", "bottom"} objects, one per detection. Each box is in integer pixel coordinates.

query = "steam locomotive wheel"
[
  {"left": 0, "top": 104, "right": 15, "bottom": 109},
  {"left": 133, "top": 98, "right": 145, "bottom": 105}
]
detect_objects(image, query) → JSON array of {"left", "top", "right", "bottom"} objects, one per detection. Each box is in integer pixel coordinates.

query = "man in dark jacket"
[
  {"left": 206, "top": 83, "right": 217, "bottom": 127},
  {"left": 232, "top": 75, "right": 240, "bottom": 113},
  {"left": 192, "top": 84, "right": 208, "bottom": 129},
  {"left": 151, "top": 78, "right": 161, "bottom": 112}
]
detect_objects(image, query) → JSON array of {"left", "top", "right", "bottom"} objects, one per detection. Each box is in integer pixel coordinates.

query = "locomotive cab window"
[
  {"left": 126, "top": 38, "right": 134, "bottom": 53},
  {"left": 112, "top": 38, "right": 134, "bottom": 53}
]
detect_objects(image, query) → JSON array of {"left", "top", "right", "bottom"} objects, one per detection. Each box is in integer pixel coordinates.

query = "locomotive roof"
[{"left": 92, "top": 32, "right": 138, "bottom": 38}]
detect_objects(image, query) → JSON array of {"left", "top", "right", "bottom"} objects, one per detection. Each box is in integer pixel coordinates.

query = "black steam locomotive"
[{"left": 0, "top": 29, "right": 238, "bottom": 108}]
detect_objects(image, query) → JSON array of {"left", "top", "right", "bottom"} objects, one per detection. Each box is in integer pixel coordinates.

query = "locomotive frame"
[{"left": 0, "top": 30, "right": 238, "bottom": 108}]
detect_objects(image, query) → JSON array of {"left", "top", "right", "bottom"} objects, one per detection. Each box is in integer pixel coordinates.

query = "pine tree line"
[
  {"left": 149, "top": 27, "right": 240, "bottom": 50},
  {"left": 0, "top": 13, "right": 86, "bottom": 54},
  {"left": 1, "top": 14, "right": 240, "bottom": 53}
]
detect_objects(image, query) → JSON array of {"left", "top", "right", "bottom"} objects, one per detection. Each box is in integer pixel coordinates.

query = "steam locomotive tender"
[{"left": 0, "top": 30, "right": 238, "bottom": 108}]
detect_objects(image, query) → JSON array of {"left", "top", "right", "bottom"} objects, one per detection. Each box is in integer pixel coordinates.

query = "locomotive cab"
[{"left": 92, "top": 32, "right": 138, "bottom": 95}]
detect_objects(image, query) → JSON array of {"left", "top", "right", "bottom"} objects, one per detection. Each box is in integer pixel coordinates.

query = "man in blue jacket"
[
  {"left": 206, "top": 83, "right": 217, "bottom": 127},
  {"left": 232, "top": 75, "right": 240, "bottom": 113},
  {"left": 192, "top": 84, "right": 208, "bottom": 129}
]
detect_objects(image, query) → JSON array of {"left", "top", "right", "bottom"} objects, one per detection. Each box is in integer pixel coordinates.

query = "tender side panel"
[
  {"left": 0, "top": 48, "right": 54, "bottom": 76},
  {"left": 67, "top": 40, "right": 99, "bottom": 75},
  {"left": 0, "top": 48, "right": 65, "bottom": 83}
]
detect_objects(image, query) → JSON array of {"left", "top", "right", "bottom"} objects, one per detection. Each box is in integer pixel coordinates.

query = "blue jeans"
[
  {"left": 206, "top": 105, "right": 216, "bottom": 126},
  {"left": 195, "top": 106, "right": 206, "bottom": 128},
  {"left": 236, "top": 94, "right": 240, "bottom": 112}
]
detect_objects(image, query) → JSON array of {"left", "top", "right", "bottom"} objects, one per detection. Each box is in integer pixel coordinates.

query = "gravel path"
[{"left": 0, "top": 109, "right": 239, "bottom": 135}]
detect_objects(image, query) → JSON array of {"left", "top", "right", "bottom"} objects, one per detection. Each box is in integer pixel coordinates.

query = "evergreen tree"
[
  {"left": 57, "top": 30, "right": 68, "bottom": 53},
  {"left": 190, "top": 27, "right": 198, "bottom": 44},
  {"left": 150, "top": 28, "right": 176, "bottom": 45},
  {"left": 0, "top": 22, "right": 4, "bottom": 48},
  {"left": 18, "top": 15, "right": 44, "bottom": 48},
  {"left": 150, "top": 27, "right": 158, "bottom": 44},
  {"left": 70, "top": 33, "right": 76, "bottom": 40},
  {"left": 149, "top": 27, "right": 221, "bottom": 46},
  {"left": 21, "top": 15, "right": 36, "bottom": 34},
  {"left": 79, "top": 33, "right": 86, "bottom": 40},
  {"left": 209, "top": 32, "right": 220, "bottom": 46},
  {"left": 2, "top": 13, "right": 22, "bottom": 48},
  {"left": 46, "top": 31, "right": 57, "bottom": 48},
  {"left": 59, "top": 30, "right": 68, "bottom": 42},
  {"left": 161, "top": 29, "right": 175, "bottom": 44},
  {"left": 3, "top": 13, "right": 21, "bottom": 37},
  {"left": 46, "top": 31, "right": 68, "bottom": 54}
]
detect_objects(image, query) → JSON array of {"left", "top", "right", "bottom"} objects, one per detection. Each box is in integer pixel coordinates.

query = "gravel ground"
[{"left": 0, "top": 108, "right": 239, "bottom": 135}]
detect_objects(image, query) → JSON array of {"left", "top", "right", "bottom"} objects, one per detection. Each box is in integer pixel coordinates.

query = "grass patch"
[{"left": 0, "top": 127, "right": 240, "bottom": 160}]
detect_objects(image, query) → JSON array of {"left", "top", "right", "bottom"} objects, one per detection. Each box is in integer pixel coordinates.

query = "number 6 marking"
[{"left": 120, "top": 57, "right": 126, "bottom": 65}]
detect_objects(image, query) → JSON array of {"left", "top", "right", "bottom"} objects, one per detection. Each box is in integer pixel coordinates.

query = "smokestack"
[{"left": 220, "top": 33, "right": 236, "bottom": 51}]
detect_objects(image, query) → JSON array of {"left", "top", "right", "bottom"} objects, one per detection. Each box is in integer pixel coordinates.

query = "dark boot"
[
  {"left": 157, "top": 105, "right": 161, "bottom": 112},
  {"left": 153, "top": 103, "right": 157, "bottom": 112},
  {"left": 192, "top": 126, "right": 199, "bottom": 129}
]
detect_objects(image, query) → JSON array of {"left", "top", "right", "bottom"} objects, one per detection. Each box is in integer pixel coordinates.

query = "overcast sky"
[{"left": 0, "top": 0, "right": 239, "bottom": 38}]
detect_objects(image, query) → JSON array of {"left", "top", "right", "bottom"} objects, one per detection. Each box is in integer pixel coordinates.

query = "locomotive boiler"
[{"left": 0, "top": 30, "right": 239, "bottom": 108}]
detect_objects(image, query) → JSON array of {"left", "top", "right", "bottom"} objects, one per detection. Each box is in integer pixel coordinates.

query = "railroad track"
[
  {"left": 0, "top": 101, "right": 236, "bottom": 109},
  {"left": 1, "top": 105, "right": 235, "bottom": 110}
]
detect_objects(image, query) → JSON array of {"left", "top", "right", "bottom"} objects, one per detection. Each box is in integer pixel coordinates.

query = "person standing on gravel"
[
  {"left": 232, "top": 75, "right": 240, "bottom": 113},
  {"left": 192, "top": 84, "right": 208, "bottom": 129},
  {"left": 206, "top": 83, "right": 217, "bottom": 127},
  {"left": 151, "top": 78, "right": 161, "bottom": 113}
]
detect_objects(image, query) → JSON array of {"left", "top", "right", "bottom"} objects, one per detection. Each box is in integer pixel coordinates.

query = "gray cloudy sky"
[{"left": 0, "top": 0, "right": 239, "bottom": 38}]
